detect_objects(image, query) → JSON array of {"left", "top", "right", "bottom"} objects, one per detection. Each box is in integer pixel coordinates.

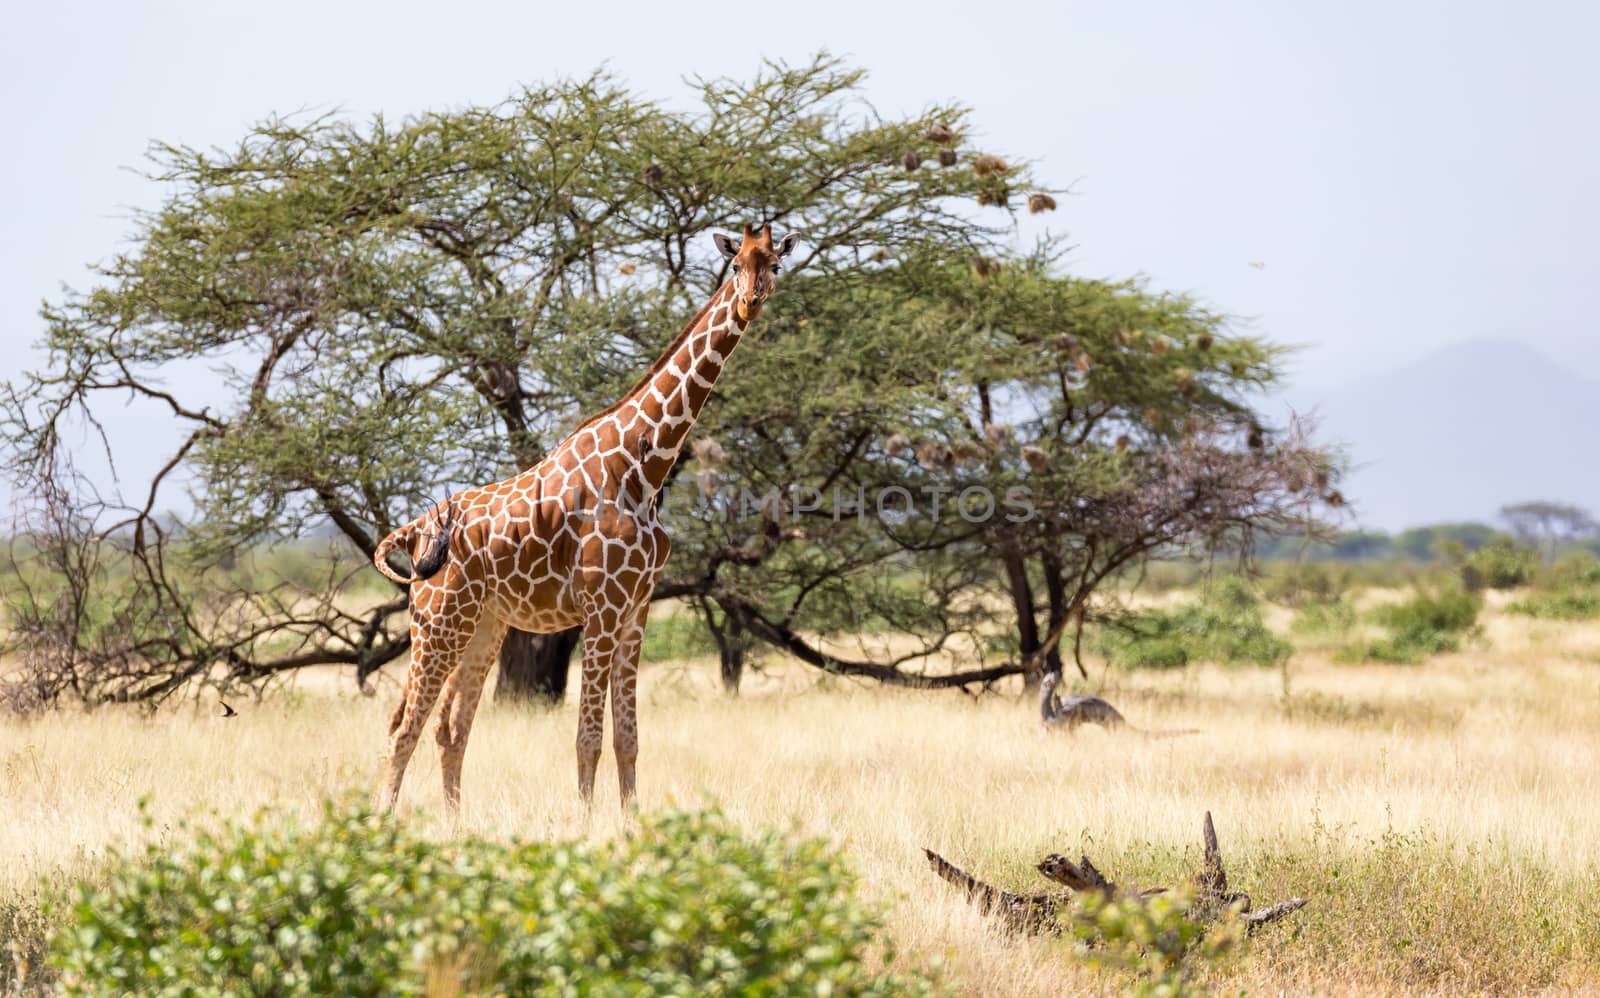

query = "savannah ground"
[{"left": 4, "top": 595, "right": 1599, "bottom": 995}]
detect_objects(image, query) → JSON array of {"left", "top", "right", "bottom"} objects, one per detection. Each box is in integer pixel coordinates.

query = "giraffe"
[{"left": 371, "top": 224, "right": 799, "bottom": 813}]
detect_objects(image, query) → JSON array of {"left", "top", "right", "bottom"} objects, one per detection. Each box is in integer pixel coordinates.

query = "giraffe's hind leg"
[
  {"left": 377, "top": 597, "right": 476, "bottom": 813},
  {"left": 434, "top": 615, "right": 509, "bottom": 816}
]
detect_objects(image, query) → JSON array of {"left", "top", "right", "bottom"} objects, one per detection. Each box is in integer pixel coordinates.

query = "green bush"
[
  {"left": 1348, "top": 587, "right": 1481, "bottom": 664},
  {"left": 1505, "top": 588, "right": 1600, "bottom": 621},
  {"left": 1551, "top": 551, "right": 1600, "bottom": 588},
  {"left": 1458, "top": 540, "right": 1537, "bottom": 591},
  {"left": 1098, "top": 578, "right": 1291, "bottom": 670},
  {"left": 1098, "top": 613, "right": 1192, "bottom": 669},
  {"left": 1290, "top": 600, "right": 1356, "bottom": 638},
  {"left": 50, "top": 802, "right": 938, "bottom": 997},
  {"left": 638, "top": 609, "right": 720, "bottom": 662},
  {"left": 1070, "top": 888, "right": 1240, "bottom": 997},
  {"left": 1261, "top": 562, "right": 1350, "bottom": 609}
]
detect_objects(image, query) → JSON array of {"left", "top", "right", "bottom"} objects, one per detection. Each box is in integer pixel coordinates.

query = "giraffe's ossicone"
[{"left": 372, "top": 225, "right": 799, "bottom": 813}]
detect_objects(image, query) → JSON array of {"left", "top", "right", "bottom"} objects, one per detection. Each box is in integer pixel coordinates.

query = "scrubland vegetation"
[{"left": 5, "top": 558, "right": 1599, "bottom": 995}]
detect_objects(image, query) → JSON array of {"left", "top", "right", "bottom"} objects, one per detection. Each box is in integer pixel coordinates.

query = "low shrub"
[
  {"left": 1070, "top": 888, "right": 1240, "bottom": 997},
  {"left": 1262, "top": 562, "right": 1350, "bottom": 608},
  {"left": 1551, "top": 551, "right": 1600, "bottom": 588},
  {"left": 1290, "top": 600, "right": 1356, "bottom": 638},
  {"left": 639, "top": 609, "right": 720, "bottom": 662},
  {"left": 1098, "top": 578, "right": 1291, "bottom": 670},
  {"left": 1458, "top": 540, "right": 1537, "bottom": 591},
  {"left": 1098, "top": 614, "right": 1192, "bottom": 669},
  {"left": 1505, "top": 588, "right": 1600, "bottom": 621},
  {"left": 1347, "top": 587, "right": 1481, "bottom": 664},
  {"left": 49, "top": 802, "right": 938, "bottom": 997}
]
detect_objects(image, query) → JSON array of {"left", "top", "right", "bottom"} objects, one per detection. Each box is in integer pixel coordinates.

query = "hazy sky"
[{"left": 3, "top": 0, "right": 1596, "bottom": 521}]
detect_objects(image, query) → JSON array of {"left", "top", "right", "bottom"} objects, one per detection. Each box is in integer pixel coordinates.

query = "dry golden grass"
[{"left": 4, "top": 604, "right": 1600, "bottom": 994}]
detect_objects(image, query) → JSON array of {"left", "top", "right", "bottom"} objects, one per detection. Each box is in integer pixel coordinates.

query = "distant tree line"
[{"left": 1252, "top": 501, "right": 1598, "bottom": 564}]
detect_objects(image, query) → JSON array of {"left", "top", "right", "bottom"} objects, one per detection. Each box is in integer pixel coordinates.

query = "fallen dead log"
[
  {"left": 1040, "top": 672, "right": 1198, "bottom": 738},
  {"left": 925, "top": 811, "right": 1308, "bottom": 936},
  {"left": 921, "top": 848, "right": 1067, "bottom": 934},
  {"left": 1035, "top": 852, "right": 1168, "bottom": 899},
  {"left": 1240, "top": 897, "right": 1309, "bottom": 927}
]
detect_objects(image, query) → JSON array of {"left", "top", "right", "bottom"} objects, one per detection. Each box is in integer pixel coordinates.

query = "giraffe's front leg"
[
  {"left": 573, "top": 519, "right": 667, "bottom": 810},
  {"left": 610, "top": 600, "right": 651, "bottom": 809},
  {"left": 575, "top": 614, "right": 618, "bottom": 806}
]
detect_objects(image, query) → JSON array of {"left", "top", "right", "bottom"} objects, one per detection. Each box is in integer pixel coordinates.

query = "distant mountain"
[{"left": 1289, "top": 340, "right": 1600, "bottom": 531}]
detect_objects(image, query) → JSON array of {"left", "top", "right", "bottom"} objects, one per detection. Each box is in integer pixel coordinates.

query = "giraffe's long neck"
[{"left": 629, "top": 280, "right": 748, "bottom": 493}]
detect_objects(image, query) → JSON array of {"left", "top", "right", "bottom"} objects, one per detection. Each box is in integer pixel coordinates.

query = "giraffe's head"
[{"left": 713, "top": 224, "right": 800, "bottom": 323}]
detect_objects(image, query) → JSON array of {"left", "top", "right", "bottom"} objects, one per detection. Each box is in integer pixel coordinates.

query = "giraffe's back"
[{"left": 444, "top": 451, "right": 665, "bottom": 634}]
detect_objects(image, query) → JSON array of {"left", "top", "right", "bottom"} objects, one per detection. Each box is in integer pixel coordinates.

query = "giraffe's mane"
[{"left": 563, "top": 280, "right": 734, "bottom": 439}]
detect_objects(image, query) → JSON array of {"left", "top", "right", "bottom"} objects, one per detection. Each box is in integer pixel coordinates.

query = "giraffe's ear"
[
  {"left": 712, "top": 232, "right": 740, "bottom": 260},
  {"left": 775, "top": 232, "right": 801, "bottom": 258}
]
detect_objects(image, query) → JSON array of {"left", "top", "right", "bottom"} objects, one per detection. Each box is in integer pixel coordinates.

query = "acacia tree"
[
  {"left": 668, "top": 248, "right": 1341, "bottom": 690},
  {"left": 1, "top": 57, "right": 1040, "bottom": 707},
  {"left": 1499, "top": 501, "right": 1596, "bottom": 562},
  {"left": 3, "top": 58, "right": 1340, "bottom": 710},
  {"left": 893, "top": 251, "right": 1341, "bottom": 679}
]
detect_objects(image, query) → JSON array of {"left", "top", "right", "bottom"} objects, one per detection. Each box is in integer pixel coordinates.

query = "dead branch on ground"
[{"left": 924, "top": 811, "right": 1307, "bottom": 936}]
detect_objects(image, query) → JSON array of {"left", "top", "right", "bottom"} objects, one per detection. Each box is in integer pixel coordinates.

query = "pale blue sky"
[{"left": 3, "top": 0, "right": 1596, "bottom": 525}]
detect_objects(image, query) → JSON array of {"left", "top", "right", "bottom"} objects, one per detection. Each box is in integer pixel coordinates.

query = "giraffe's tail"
[{"left": 372, "top": 499, "right": 456, "bottom": 584}]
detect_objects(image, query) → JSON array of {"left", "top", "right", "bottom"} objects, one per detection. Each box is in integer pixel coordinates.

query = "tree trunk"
[
  {"left": 718, "top": 605, "right": 748, "bottom": 695},
  {"left": 1002, "top": 550, "right": 1045, "bottom": 689},
  {"left": 702, "top": 596, "right": 750, "bottom": 695},
  {"left": 494, "top": 626, "right": 581, "bottom": 704},
  {"left": 1038, "top": 551, "right": 1067, "bottom": 676}
]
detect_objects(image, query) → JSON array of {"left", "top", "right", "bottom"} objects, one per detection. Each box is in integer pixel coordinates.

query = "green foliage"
[
  {"left": 638, "top": 609, "right": 720, "bottom": 662},
  {"left": 1505, "top": 589, "right": 1600, "bottom": 621},
  {"left": 1125, "top": 561, "right": 1208, "bottom": 595},
  {"left": 1394, "top": 522, "right": 1500, "bottom": 561},
  {"left": 50, "top": 802, "right": 937, "bottom": 997},
  {"left": 1290, "top": 599, "right": 1357, "bottom": 641},
  {"left": 1551, "top": 551, "right": 1600, "bottom": 588},
  {"left": 1255, "top": 523, "right": 1514, "bottom": 566},
  {"left": 1501, "top": 550, "right": 1600, "bottom": 620},
  {"left": 1457, "top": 539, "right": 1537, "bottom": 591},
  {"left": 1325, "top": 530, "right": 1399, "bottom": 561},
  {"left": 1499, "top": 501, "right": 1598, "bottom": 559},
  {"left": 1097, "top": 614, "right": 1192, "bottom": 669},
  {"left": 1261, "top": 561, "right": 1350, "bottom": 608},
  {"left": 1070, "top": 889, "right": 1240, "bottom": 997},
  {"left": 1348, "top": 587, "right": 1481, "bottom": 664},
  {"left": 1098, "top": 577, "right": 1292, "bottom": 670}
]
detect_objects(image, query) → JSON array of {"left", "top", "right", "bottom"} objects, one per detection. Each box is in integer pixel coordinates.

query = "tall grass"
[{"left": 3, "top": 603, "right": 1599, "bottom": 994}]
